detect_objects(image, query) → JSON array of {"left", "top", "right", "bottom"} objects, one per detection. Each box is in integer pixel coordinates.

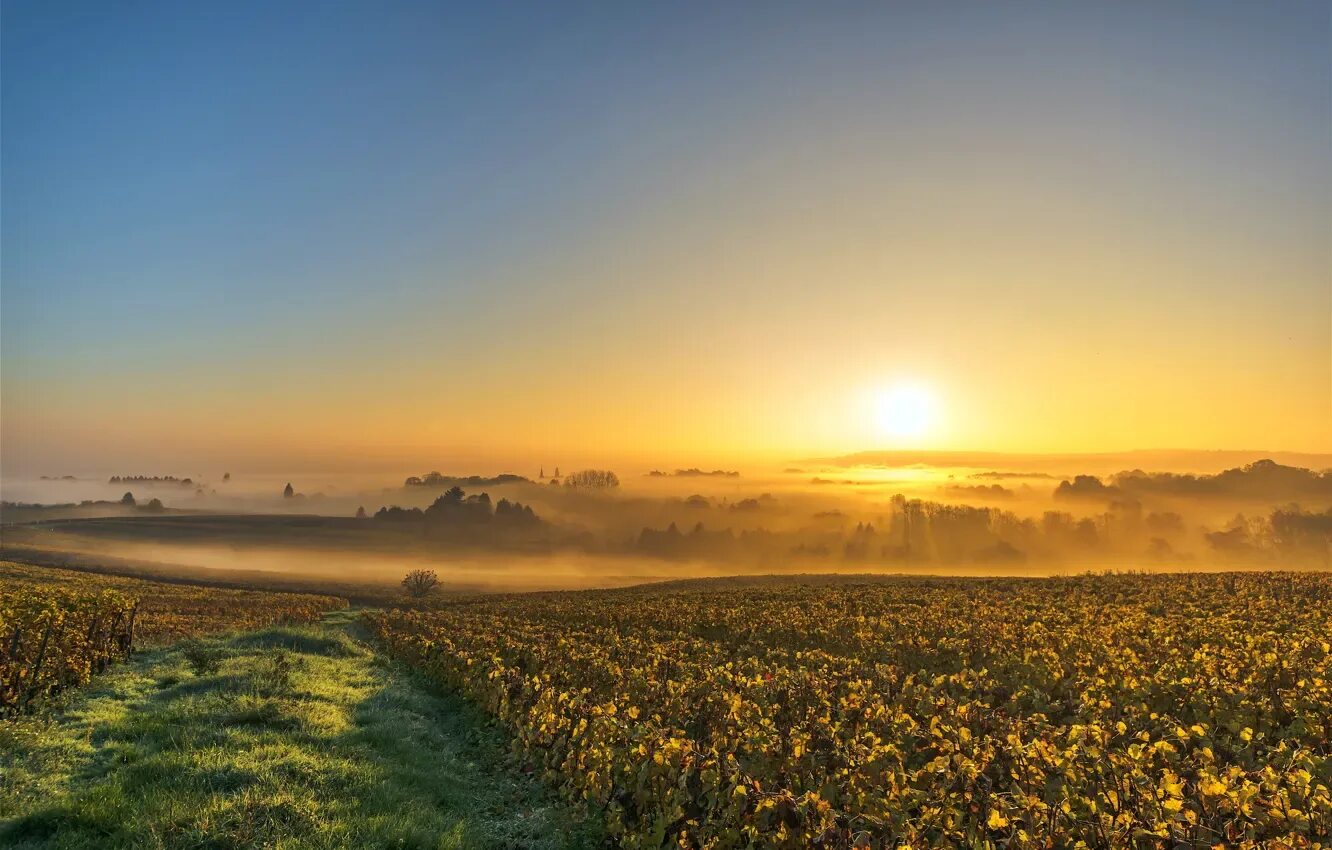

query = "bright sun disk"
[{"left": 875, "top": 384, "right": 936, "bottom": 441}]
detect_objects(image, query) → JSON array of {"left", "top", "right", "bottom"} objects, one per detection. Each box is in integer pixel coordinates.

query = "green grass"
[{"left": 0, "top": 609, "right": 601, "bottom": 849}]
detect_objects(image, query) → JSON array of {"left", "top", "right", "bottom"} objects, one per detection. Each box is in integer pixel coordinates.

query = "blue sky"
[{"left": 3, "top": 1, "right": 1329, "bottom": 470}]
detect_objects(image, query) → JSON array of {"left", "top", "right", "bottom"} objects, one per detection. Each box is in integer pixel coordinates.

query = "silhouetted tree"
[
  {"left": 402, "top": 569, "right": 439, "bottom": 598},
  {"left": 1074, "top": 518, "right": 1099, "bottom": 547},
  {"left": 1145, "top": 511, "right": 1185, "bottom": 536},
  {"left": 143, "top": 498, "right": 165, "bottom": 512},
  {"left": 223, "top": 472, "right": 231, "bottom": 481},
  {"left": 283, "top": 483, "right": 294, "bottom": 498},
  {"left": 1055, "top": 475, "right": 1120, "bottom": 501},
  {"left": 355, "top": 506, "right": 368, "bottom": 519},
  {"left": 120, "top": 492, "right": 136, "bottom": 506},
  {"left": 1269, "top": 506, "right": 1332, "bottom": 557}
]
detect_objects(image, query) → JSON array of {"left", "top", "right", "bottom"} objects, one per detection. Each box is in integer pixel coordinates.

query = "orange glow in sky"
[{"left": 1, "top": 4, "right": 1328, "bottom": 475}]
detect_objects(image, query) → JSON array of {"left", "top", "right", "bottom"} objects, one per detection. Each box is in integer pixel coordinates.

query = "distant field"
[
  {"left": 0, "top": 543, "right": 406, "bottom": 603},
  {"left": 2, "top": 513, "right": 553, "bottom": 554},
  {"left": 3, "top": 514, "right": 382, "bottom": 549},
  {"left": 0, "top": 518, "right": 688, "bottom": 594},
  {"left": 370, "top": 572, "right": 1332, "bottom": 849}
]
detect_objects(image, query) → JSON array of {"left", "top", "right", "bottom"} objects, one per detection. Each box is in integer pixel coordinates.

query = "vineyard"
[
  {"left": 368, "top": 572, "right": 1332, "bottom": 849},
  {"left": 0, "top": 586, "right": 137, "bottom": 715},
  {"left": 0, "top": 561, "right": 346, "bottom": 714}
]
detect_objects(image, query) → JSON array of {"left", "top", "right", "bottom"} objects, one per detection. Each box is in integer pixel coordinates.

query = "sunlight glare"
[{"left": 874, "top": 383, "right": 936, "bottom": 441}]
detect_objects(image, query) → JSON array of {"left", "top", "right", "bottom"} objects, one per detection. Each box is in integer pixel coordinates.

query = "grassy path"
[{"left": 0, "top": 609, "right": 599, "bottom": 850}]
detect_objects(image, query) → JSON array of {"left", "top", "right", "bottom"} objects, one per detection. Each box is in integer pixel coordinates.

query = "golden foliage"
[
  {"left": 0, "top": 561, "right": 345, "bottom": 713},
  {"left": 368, "top": 572, "right": 1331, "bottom": 849},
  {"left": 0, "top": 585, "right": 136, "bottom": 714}
]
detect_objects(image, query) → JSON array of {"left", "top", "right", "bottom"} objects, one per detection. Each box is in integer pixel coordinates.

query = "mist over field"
[{"left": 5, "top": 451, "right": 1329, "bottom": 593}]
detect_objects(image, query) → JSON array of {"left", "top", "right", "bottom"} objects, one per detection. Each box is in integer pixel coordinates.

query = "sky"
[{"left": 2, "top": 1, "right": 1329, "bottom": 475}]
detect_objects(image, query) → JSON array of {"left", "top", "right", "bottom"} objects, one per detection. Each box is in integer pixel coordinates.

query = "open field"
[
  {"left": 0, "top": 519, "right": 686, "bottom": 594},
  {"left": 371, "top": 572, "right": 1332, "bottom": 849}
]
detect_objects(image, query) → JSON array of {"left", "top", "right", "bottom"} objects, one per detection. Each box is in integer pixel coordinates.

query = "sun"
[{"left": 874, "top": 383, "right": 937, "bottom": 441}]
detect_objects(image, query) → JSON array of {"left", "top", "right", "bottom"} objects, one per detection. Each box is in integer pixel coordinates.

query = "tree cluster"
[
  {"left": 404, "top": 471, "right": 530, "bottom": 488},
  {"left": 373, "top": 487, "right": 541, "bottom": 529},
  {"left": 108, "top": 475, "right": 193, "bottom": 486},
  {"left": 1056, "top": 460, "right": 1332, "bottom": 503},
  {"left": 563, "top": 469, "right": 620, "bottom": 490}
]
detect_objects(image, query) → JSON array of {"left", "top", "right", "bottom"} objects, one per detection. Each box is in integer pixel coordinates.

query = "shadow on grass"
[
  {"left": 228, "top": 628, "right": 361, "bottom": 658},
  {"left": 0, "top": 613, "right": 602, "bottom": 850}
]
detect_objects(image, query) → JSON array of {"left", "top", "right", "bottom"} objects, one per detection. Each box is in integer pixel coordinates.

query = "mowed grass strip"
[{"left": 0, "top": 609, "right": 599, "bottom": 850}]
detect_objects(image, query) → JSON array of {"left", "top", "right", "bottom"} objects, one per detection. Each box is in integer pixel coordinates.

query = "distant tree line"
[
  {"left": 632, "top": 494, "right": 1332, "bottom": 568},
  {"left": 1055, "top": 459, "right": 1332, "bottom": 502},
  {"left": 1203, "top": 506, "right": 1332, "bottom": 563},
  {"left": 3, "top": 497, "right": 162, "bottom": 512},
  {"left": 943, "top": 484, "right": 1016, "bottom": 501},
  {"left": 404, "top": 472, "right": 530, "bottom": 488},
  {"left": 678, "top": 495, "right": 770, "bottom": 511},
  {"left": 562, "top": 469, "right": 619, "bottom": 490},
  {"left": 109, "top": 475, "right": 193, "bottom": 486}
]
